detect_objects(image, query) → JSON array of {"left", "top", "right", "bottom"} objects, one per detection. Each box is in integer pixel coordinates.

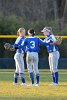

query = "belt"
[
  {"left": 49, "top": 50, "right": 58, "bottom": 53},
  {"left": 27, "top": 51, "right": 38, "bottom": 53}
]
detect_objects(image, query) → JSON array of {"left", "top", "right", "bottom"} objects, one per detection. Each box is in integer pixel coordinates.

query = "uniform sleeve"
[
  {"left": 38, "top": 38, "right": 50, "bottom": 46},
  {"left": 50, "top": 35, "right": 56, "bottom": 42},
  {"left": 14, "top": 37, "right": 21, "bottom": 45}
]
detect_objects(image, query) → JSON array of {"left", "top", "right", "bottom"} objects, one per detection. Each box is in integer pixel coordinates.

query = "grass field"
[{"left": 0, "top": 69, "right": 67, "bottom": 100}]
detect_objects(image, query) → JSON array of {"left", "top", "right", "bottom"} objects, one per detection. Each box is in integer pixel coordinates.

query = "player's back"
[{"left": 25, "top": 36, "right": 40, "bottom": 52}]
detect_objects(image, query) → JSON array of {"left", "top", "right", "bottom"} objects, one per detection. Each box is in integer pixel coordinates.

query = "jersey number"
[{"left": 30, "top": 41, "right": 35, "bottom": 48}]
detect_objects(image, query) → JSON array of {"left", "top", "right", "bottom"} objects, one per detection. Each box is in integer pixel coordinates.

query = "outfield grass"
[{"left": 0, "top": 69, "right": 67, "bottom": 100}]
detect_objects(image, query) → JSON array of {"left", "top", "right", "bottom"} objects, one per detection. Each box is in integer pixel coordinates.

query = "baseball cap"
[{"left": 41, "top": 27, "right": 52, "bottom": 32}]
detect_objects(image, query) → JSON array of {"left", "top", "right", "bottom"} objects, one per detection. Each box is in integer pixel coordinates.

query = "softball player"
[
  {"left": 41, "top": 27, "right": 60, "bottom": 86},
  {"left": 13, "top": 28, "right": 26, "bottom": 85},
  {"left": 19, "top": 29, "right": 49, "bottom": 86}
]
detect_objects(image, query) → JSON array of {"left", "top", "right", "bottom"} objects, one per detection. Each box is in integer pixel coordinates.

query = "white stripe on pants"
[
  {"left": 14, "top": 52, "right": 24, "bottom": 73},
  {"left": 49, "top": 51, "right": 60, "bottom": 73}
]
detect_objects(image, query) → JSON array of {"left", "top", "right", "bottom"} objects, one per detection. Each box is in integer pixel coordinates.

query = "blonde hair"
[{"left": 17, "top": 28, "right": 25, "bottom": 36}]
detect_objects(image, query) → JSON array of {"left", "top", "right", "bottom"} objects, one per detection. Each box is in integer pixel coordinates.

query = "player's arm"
[
  {"left": 4, "top": 42, "right": 16, "bottom": 51},
  {"left": 9, "top": 40, "right": 26, "bottom": 50},
  {"left": 38, "top": 38, "right": 50, "bottom": 46},
  {"left": 4, "top": 37, "right": 24, "bottom": 51},
  {"left": 7, "top": 37, "right": 21, "bottom": 50},
  {"left": 50, "top": 36, "right": 62, "bottom": 45},
  {"left": 10, "top": 37, "right": 20, "bottom": 50}
]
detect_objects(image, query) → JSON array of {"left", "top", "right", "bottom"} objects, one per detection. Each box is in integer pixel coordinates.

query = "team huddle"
[{"left": 4, "top": 27, "right": 62, "bottom": 86}]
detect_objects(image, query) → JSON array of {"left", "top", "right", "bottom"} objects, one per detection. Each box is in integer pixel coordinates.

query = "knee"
[
  {"left": 36, "top": 73, "right": 40, "bottom": 77},
  {"left": 19, "top": 67, "right": 24, "bottom": 74},
  {"left": 53, "top": 67, "right": 58, "bottom": 73},
  {"left": 27, "top": 66, "right": 33, "bottom": 73},
  {"left": 34, "top": 67, "right": 39, "bottom": 74},
  {"left": 15, "top": 57, "right": 19, "bottom": 62},
  {"left": 14, "top": 54, "right": 20, "bottom": 61},
  {"left": 28, "top": 69, "right": 33, "bottom": 73}
]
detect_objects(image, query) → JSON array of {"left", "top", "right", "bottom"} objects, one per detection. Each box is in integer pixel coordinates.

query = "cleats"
[
  {"left": 35, "top": 84, "right": 39, "bottom": 87},
  {"left": 13, "top": 82, "right": 18, "bottom": 85},
  {"left": 27, "top": 84, "right": 35, "bottom": 86},
  {"left": 27, "top": 83, "right": 39, "bottom": 87},
  {"left": 50, "top": 82, "right": 58, "bottom": 86},
  {"left": 21, "top": 83, "right": 27, "bottom": 86}
]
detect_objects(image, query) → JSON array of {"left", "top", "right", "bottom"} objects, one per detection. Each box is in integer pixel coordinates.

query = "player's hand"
[{"left": 10, "top": 45, "right": 15, "bottom": 51}]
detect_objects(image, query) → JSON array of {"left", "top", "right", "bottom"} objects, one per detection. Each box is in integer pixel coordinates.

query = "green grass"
[{"left": 0, "top": 69, "right": 67, "bottom": 100}]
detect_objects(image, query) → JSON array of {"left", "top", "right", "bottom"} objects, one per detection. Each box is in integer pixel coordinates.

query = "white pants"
[
  {"left": 49, "top": 51, "right": 60, "bottom": 73},
  {"left": 26, "top": 52, "right": 39, "bottom": 74},
  {"left": 14, "top": 52, "right": 24, "bottom": 73}
]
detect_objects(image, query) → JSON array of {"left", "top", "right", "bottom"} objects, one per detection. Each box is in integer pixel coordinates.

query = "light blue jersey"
[
  {"left": 44, "top": 34, "right": 58, "bottom": 53},
  {"left": 14, "top": 36, "right": 25, "bottom": 53},
  {"left": 20, "top": 36, "right": 49, "bottom": 52}
]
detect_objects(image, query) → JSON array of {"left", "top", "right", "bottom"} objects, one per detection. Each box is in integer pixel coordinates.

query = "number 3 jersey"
[{"left": 20, "top": 36, "right": 49, "bottom": 52}]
